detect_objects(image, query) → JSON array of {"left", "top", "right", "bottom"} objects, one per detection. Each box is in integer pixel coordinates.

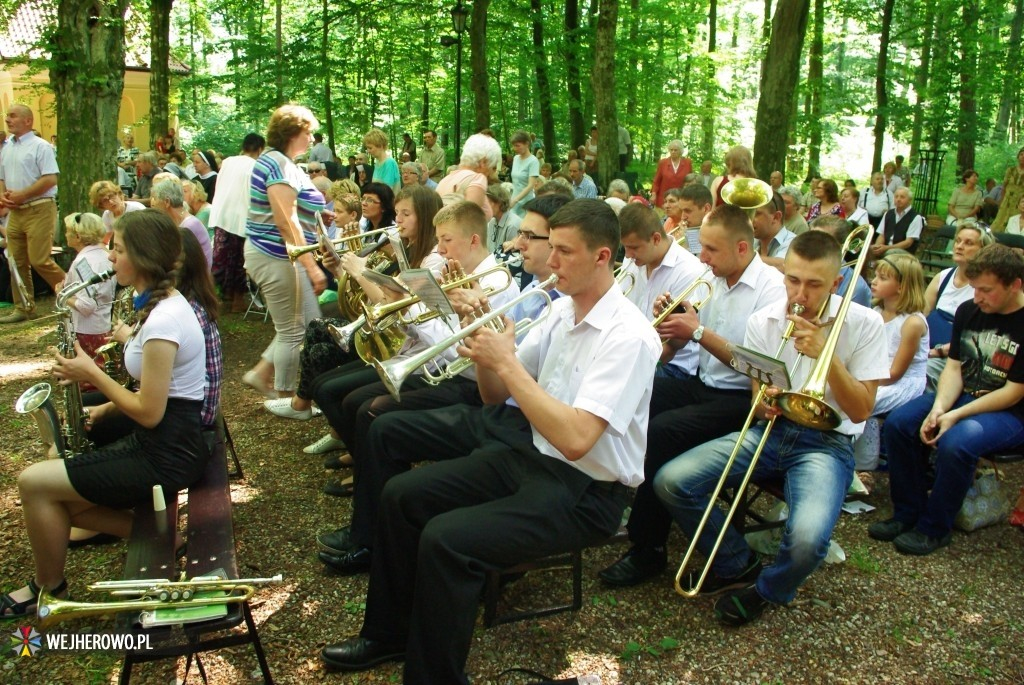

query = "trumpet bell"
[{"left": 775, "top": 391, "right": 841, "bottom": 431}]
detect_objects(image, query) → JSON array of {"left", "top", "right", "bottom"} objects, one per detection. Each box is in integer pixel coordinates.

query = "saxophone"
[
  {"left": 95, "top": 286, "right": 136, "bottom": 386},
  {"left": 15, "top": 270, "right": 115, "bottom": 458}
]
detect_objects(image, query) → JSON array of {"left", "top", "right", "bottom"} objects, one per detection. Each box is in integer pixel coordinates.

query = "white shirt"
[
  {"left": 102, "top": 201, "right": 146, "bottom": 233},
  {"left": 0, "top": 131, "right": 59, "bottom": 199},
  {"left": 878, "top": 207, "right": 924, "bottom": 245},
  {"left": 622, "top": 241, "right": 706, "bottom": 375},
  {"left": 846, "top": 206, "right": 870, "bottom": 226},
  {"left": 754, "top": 226, "right": 797, "bottom": 259},
  {"left": 514, "top": 282, "right": 661, "bottom": 486},
  {"left": 209, "top": 155, "right": 257, "bottom": 237},
  {"left": 934, "top": 267, "right": 974, "bottom": 315},
  {"left": 884, "top": 175, "right": 904, "bottom": 195},
  {"left": 66, "top": 244, "right": 115, "bottom": 334},
  {"left": 124, "top": 293, "right": 206, "bottom": 400},
  {"left": 860, "top": 188, "right": 894, "bottom": 217},
  {"left": 744, "top": 295, "right": 889, "bottom": 436},
  {"left": 699, "top": 254, "right": 787, "bottom": 390}
]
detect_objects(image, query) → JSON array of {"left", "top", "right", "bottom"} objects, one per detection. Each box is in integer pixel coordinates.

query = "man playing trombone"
[
  {"left": 655, "top": 230, "right": 887, "bottom": 625},
  {"left": 320, "top": 199, "right": 661, "bottom": 684},
  {"left": 600, "top": 204, "right": 785, "bottom": 587}
]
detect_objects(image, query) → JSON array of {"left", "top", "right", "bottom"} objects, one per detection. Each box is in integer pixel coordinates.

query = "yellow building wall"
[{"left": 0, "top": 64, "right": 174, "bottom": 152}]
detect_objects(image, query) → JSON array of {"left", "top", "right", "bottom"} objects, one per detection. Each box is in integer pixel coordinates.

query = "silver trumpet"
[{"left": 373, "top": 274, "right": 558, "bottom": 401}]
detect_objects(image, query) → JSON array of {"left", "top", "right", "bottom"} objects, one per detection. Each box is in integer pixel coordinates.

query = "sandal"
[{"left": 0, "top": 578, "right": 68, "bottom": 620}]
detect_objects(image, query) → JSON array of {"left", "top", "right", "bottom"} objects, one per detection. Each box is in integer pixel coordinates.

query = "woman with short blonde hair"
[{"left": 89, "top": 180, "right": 145, "bottom": 237}]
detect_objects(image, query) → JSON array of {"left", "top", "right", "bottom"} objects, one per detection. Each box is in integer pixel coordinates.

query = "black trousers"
[
  {"left": 627, "top": 375, "right": 751, "bottom": 550},
  {"left": 358, "top": 405, "right": 628, "bottom": 685},
  {"left": 310, "top": 360, "right": 379, "bottom": 437}
]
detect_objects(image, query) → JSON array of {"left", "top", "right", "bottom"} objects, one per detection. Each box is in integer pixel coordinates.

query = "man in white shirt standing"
[
  {"left": 321, "top": 198, "right": 661, "bottom": 684},
  {"left": 0, "top": 104, "right": 64, "bottom": 323},
  {"left": 307, "top": 133, "right": 334, "bottom": 163}
]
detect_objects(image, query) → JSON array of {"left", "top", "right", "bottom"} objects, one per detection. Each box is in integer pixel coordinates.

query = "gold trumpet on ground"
[
  {"left": 285, "top": 226, "right": 396, "bottom": 262},
  {"left": 673, "top": 224, "right": 873, "bottom": 596},
  {"left": 651, "top": 267, "right": 714, "bottom": 328},
  {"left": 36, "top": 573, "right": 284, "bottom": 629},
  {"left": 373, "top": 274, "right": 557, "bottom": 400}
]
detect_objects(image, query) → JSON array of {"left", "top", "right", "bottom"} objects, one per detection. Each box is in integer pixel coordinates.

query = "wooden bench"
[
  {"left": 116, "top": 431, "right": 272, "bottom": 684},
  {"left": 482, "top": 527, "right": 628, "bottom": 628}
]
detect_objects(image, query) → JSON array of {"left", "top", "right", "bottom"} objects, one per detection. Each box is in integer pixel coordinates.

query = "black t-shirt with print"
[{"left": 949, "top": 301, "right": 1024, "bottom": 406}]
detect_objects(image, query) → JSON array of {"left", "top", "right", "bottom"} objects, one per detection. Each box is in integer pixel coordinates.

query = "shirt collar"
[
  {"left": 558, "top": 280, "right": 623, "bottom": 332},
  {"left": 732, "top": 253, "right": 768, "bottom": 290},
  {"left": 12, "top": 130, "right": 37, "bottom": 144}
]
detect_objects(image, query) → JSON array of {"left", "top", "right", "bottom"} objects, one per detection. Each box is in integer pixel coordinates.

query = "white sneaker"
[
  {"left": 242, "top": 370, "right": 276, "bottom": 400},
  {"left": 303, "top": 434, "right": 346, "bottom": 454},
  {"left": 264, "top": 397, "right": 313, "bottom": 420}
]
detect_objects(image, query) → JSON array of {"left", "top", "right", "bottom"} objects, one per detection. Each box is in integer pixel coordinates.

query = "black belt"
[{"left": 591, "top": 480, "right": 629, "bottom": 496}]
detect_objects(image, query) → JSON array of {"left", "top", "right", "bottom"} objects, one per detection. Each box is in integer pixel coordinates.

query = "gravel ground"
[{"left": 1, "top": 302, "right": 1023, "bottom": 685}]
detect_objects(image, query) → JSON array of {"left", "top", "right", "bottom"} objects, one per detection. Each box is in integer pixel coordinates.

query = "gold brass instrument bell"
[{"left": 720, "top": 177, "right": 774, "bottom": 215}]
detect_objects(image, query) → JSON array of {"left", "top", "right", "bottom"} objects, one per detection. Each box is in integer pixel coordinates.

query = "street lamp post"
[{"left": 447, "top": 3, "right": 469, "bottom": 162}]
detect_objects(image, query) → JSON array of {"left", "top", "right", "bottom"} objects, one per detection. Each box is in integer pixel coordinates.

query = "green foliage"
[{"left": 619, "top": 636, "right": 680, "bottom": 661}]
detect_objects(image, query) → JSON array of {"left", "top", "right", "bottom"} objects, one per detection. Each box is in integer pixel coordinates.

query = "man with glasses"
[{"left": 307, "top": 162, "right": 326, "bottom": 178}]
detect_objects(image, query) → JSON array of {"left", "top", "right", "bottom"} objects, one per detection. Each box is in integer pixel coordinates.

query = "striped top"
[{"left": 246, "top": 149, "right": 325, "bottom": 259}]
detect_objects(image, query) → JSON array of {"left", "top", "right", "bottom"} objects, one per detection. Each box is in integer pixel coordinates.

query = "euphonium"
[
  {"left": 15, "top": 270, "right": 115, "bottom": 457},
  {"left": 372, "top": 275, "right": 557, "bottom": 400},
  {"left": 36, "top": 573, "right": 283, "bottom": 629},
  {"left": 336, "top": 229, "right": 399, "bottom": 321}
]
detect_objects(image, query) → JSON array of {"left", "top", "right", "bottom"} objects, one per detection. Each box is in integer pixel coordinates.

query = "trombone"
[
  {"left": 673, "top": 223, "right": 874, "bottom": 596},
  {"left": 36, "top": 574, "right": 283, "bottom": 629},
  {"left": 651, "top": 267, "right": 714, "bottom": 328},
  {"left": 285, "top": 226, "right": 396, "bottom": 262},
  {"left": 372, "top": 275, "right": 558, "bottom": 400}
]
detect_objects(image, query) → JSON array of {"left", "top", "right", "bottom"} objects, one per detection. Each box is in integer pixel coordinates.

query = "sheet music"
[
  {"left": 686, "top": 227, "right": 702, "bottom": 257},
  {"left": 728, "top": 344, "right": 792, "bottom": 390}
]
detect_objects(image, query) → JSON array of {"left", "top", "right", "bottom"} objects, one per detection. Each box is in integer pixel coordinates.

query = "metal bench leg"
[
  {"left": 243, "top": 602, "right": 274, "bottom": 684},
  {"left": 220, "top": 414, "right": 243, "bottom": 479}
]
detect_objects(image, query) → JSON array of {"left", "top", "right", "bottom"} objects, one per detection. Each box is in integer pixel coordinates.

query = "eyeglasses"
[
  {"left": 361, "top": 198, "right": 380, "bottom": 205},
  {"left": 517, "top": 230, "right": 549, "bottom": 241}
]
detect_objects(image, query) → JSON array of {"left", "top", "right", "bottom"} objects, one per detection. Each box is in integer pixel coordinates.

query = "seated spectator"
[
  {"left": 183, "top": 181, "right": 212, "bottom": 240},
  {"left": 980, "top": 177, "right": 1004, "bottom": 224},
  {"left": 89, "top": 180, "right": 145, "bottom": 239},
  {"left": 946, "top": 169, "right": 983, "bottom": 226},
  {"left": 751, "top": 192, "right": 794, "bottom": 272},
  {"left": 779, "top": 186, "right": 809, "bottom": 235},
  {"left": 841, "top": 187, "right": 869, "bottom": 226},
  {"left": 131, "top": 152, "right": 159, "bottom": 206},
  {"left": 607, "top": 178, "right": 630, "bottom": 201},
  {"left": 1005, "top": 195, "right": 1024, "bottom": 235},
  {"left": 873, "top": 244, "right": 1024, "bottom": 555},
  {"left": 871, "top": 187, "right": 922, "bottom": 257},
  {"left": 805, "top": 179, "right": 844, "bottom": 221},
  {"left": 61, "top": 212, "right": 116, "bottom": 359},
  {"left": 150, "top": 179, "right": 213, "bottom": 267},
  {"left": 568, "top": 159, "right": 597, "bottom": 199},
  {"left": 400, "top": 162, "right": 421, "bottom": 188},
  {"left": 540, "top": 163, "right": 553, "bottom": 179}
]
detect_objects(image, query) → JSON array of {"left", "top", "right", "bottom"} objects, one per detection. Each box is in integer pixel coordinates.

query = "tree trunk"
[
  {"left": 762, "top": 0, "right": 771, "bottom": 42},
  {"left": 625, "top": 0, "right": 640, "bottom": 119},
  {"left": 957, "top": 0, "right": 978, "bottom": 175},
  {"left": 807, "top": 0, "right": 823, "bottom": 180},
  {"left": 909, "top": 2, "right": 935, "bottom": 161},
  {"left": 994, "top": 0, "right": 1024, "bottom": 142},
  {"left": 565, "top": 0, "right": 586, "bottom": 150},
  {"left": 274, "top": 0, "right": 283, "bottom": 104},
  {"left": 593, "top": 0, "right": 619, "bottom": 190},
  {"left": 870, "top": 0, "right": 895, "bottom": 174},
  {"left": 321, "top": 0, "right": 334, "bottom": 154},
  {"left": 149, "top": 0, "right": 172, "bottom": 147},
  {"left": 470, "top": 0, "right": 490, "bottom": 133},
  {"left": 927, "top": 10, "right": 952, "bottom": 149},
  {"left": 51, "top": 0, "right": 128, "bottom": 222},
  {"left": 700, "top": 0, "right": 717, "bottom": 160},
  {"left": 530, "top": 0, "right": 556, "bottom": 156},
  {"left": 753, "top": 0, "right": 811, "bottom": 181}
]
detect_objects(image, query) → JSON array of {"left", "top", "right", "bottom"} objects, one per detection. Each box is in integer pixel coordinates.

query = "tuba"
[{"left": 16, "top": 270, "right": 115, "bottom": 458}]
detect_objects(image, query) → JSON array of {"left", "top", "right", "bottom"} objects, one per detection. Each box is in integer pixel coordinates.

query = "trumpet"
[
  {"left": 372, "top": 275, "right": 558, "bottom": 400},
  {"left": 614, "top": 259, "right": 636, "bottom": 296},
  {"left": 285, "top": 226, "right": 396, "bottom": 262},
  {"left": 36, "top": 574, "right": 283, "bottom": 629},
  {"left": 650, "top": 267, "right": 714, "bottom": 328}
]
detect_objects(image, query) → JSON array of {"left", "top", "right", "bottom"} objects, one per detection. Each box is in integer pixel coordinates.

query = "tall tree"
[
  {"left": 593, "top": 0, "right": 619, "bottom": 189},
  {"left": 50, "top": 0, "right": 128, "bottom": 214},
  {"left": 700, "top": 0, "right": 717, "bottom": 160},
  {"left": 150, "top": 0, "right": 172, "bottom": 145},
  {"left": 530, "top": 0, "right": 556, "bottom": 155},
  {"left": 753, "top": 0, "right": 811, "bottom": 180},
  {"left": 870, "top": 0, "right": 896, "bottom": 173},
  {"left": 994, "top": 0, "right": 1024, "bottom": 142},
  {"left": 320, "top": 0, "right": 334, "bottom": 152},
  {"left": 957, "top": 0, "right": 979, "bottom": 174},
  {"left": 909, "top": 1, "right": 936, "bottom": 162},
  {"left": 469, "top": 0, "right": 490, "bottom": 133},
  {"left": 565, "top": 0, "right": 586, "bottom": 149},
  {"left": 806, "top": 0, "right": 823, "bottom": 179}
]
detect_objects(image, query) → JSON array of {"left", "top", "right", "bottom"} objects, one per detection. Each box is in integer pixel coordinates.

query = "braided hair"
[{"left": 115, "top": 210, "right": 182, "bottom": 328}]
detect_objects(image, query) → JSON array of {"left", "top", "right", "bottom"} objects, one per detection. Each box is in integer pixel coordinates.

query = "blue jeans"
[
  {"left": 883, "top": 392, "right": 1024, "bottom": 538},
  {"left": 654, "top": 418, "right": 854, "bottom": 605}
]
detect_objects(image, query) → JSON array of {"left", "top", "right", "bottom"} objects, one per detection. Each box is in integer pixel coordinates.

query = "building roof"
[{"left": 0, "top": 0, "right": 189, "bottom": 74}]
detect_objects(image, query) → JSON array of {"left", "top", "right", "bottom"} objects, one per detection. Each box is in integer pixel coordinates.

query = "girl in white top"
[
  {"left": 854, "top": 252, "right": 929, "bottom": 470},
  {"left": 2, "top": 210, "right": 208, "bottom": 620},
  {"left": 61, "top": 212, "right": 116, "bottom": 359},
  {"left": 1005, "top": 196, "right": 1024, "bottom": 235}
]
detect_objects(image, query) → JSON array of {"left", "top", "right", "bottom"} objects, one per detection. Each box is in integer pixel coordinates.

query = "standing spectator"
[
  {"left": 946, "top": 169, "right": 983, "bottom": 225},
  {"left": 893, "top": 155, "right": 911, "bottom": 187},
  {"left": 618, "top": 124, "right": 633, "bottom": 171},
  {"left": 191, "top": 150, "right": 219, "bottom": 203},
  {"left": 117, "top": 133, "right": 139, "bottom": 172},
  {"left": 401, "top": 133, "right": 417, "bottom": 162},
  {"left": 308, "top": 133, "right": 334, "bottom": 163},
  {"left": 89, "top": 181, "right": 145, "bottom": 238},
  {"left": 365, "top": 128, "right": 400, "bottom": 194},
  {"left": 650, "top": 140, "right": 693, "bottom": 207},
  {"left": 584, "top": 127, "right": 598, "bottom": 172},
  {"left": 710, "top": 145, "right": 757, "bottom": 207},
  {"left": 698, "top": 160, "right": 714, "bottom": 187},
  {"left": 419, "top": 130, "right": 445, "bottom": 183},
  {"left": 991, "top": 147, "right": 1024, "bottom": 233},
  {"left": 883, "top": 161, "right": 904, "bottom": 195},
  {"left": 435, "top": 134, "right": 500, "bottom": 220},
  {"left": 0, "top": 104, "right": 64, "bottom": 323},
  {"left": 859, "top": 172, "right": 895, "bottom": 228},
  {"left": 769, "top": 170, "right": 783, "bottom": 192},
  {"left": 509, "top": 130, "right": 541, "bottom": 217}
]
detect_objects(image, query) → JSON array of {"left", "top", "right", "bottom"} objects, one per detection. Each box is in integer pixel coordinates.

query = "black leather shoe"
[
  {"left": 321, "top": 637, "right": 404, "bottom": 672},
  {"left": 597, "top": 546, "right": 667, "bottom": 587},
  {"left": 316, "top": 527, "right": 353, "bottom": 554},
  {"left": 319, "top": 547, "right": 372, "bottom": 575},
  {"left": 867, "top": 518, "right": 914, "bottom": 542}
]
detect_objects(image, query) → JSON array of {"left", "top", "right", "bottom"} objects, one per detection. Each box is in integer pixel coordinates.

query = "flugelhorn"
[
  {"left": 651, "top": 267, "right": 714, "bottom": 328},
  {"left": 36, "top": 574, "right": 283, "bottom": 629},
  {"left": 285, "top": 226, "right": 396, "bottom": 262},
  {"left": 775, "top": 223, "right": 875, "bottom": 430},
  {"left": 372, "top": 275, "right": 557, "bottom": 400}
]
